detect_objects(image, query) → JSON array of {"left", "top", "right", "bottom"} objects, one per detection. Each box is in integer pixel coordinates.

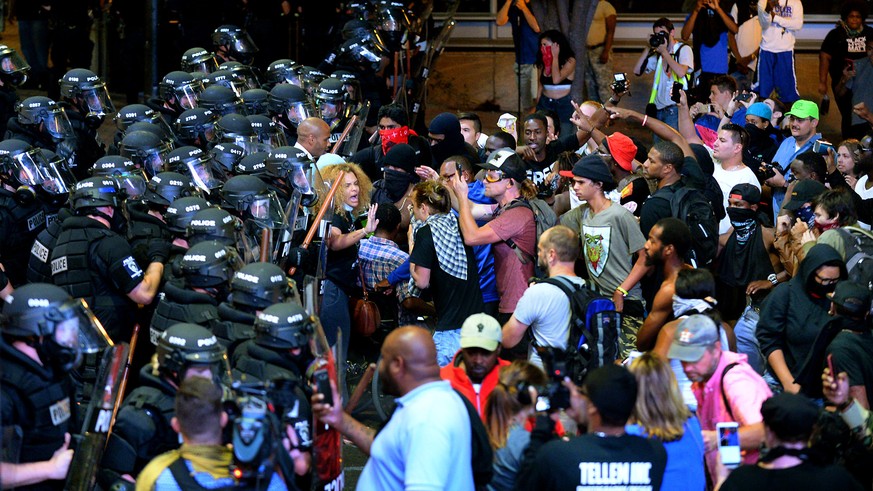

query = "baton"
[{"left": 288, "top": 170, "right": 345, "bottom": 276}]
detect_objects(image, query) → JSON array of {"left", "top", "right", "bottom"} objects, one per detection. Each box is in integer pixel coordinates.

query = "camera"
[
  {"left": 734, "top": 92, "right": 753, "bottom": 103},
  {"left": 813, "top": 140, "right": 834, "bottom": 155},
  {"left": 758, "top": 163, "right": 776, "bottom": 181},
  {"left": 533, "top": 347, "right": 572, "bottom": 412},
  {"left": 610, "top": 72, "right": 629, "bottom": 94},
  {"left": 649, "top": 31, "right": 669, "bottom": 48}
]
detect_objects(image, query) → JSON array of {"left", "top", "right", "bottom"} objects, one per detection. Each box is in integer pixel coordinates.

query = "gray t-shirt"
[
  {"left": 560, "top": 202, "right": 646, "bottom": 299},
  {"left": 488, "top": 424, "right": 531, "bottom": 491},
  {"left": 514, "top": 274, "right": 586, "bottom": 368}
]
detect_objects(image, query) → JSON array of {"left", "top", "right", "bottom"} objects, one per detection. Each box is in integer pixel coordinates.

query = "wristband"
[
  {"left": 767, "top": 273, "right": 778, "bottom": 286},
  {"left": 615, "top": 286, "right": 628, "bottom": 297},
  {"left": 642, "top": 115, "right": 648, "bottom": 127}
]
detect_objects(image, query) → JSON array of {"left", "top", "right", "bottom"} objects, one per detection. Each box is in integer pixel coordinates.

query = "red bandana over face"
[{"left": 381, "top": 126, "right": 410, "bottom": 155}]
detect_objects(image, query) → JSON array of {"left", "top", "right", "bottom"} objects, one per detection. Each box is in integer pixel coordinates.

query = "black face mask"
[
  {"left": 808, "top": 278, "right": 838, "bottom": 298},
  {"left": 727, "top": 207, "right": 757, "bottom": 244},
  {"left": 37, "top": 337, "right": 82, "bottom": 374},
  {"left": 744, "top": 123, "right": 767, "bottom": 142},
  {"left": 383, "top": 169, "right": 412, "bottom": 201}
]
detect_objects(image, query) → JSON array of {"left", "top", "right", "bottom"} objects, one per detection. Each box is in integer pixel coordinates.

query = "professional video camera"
[
  {"left": 529, "top": 347, "right": 572, "bottom": 412},
  {"left": 226, "top": 379, "right": 306, "bottom": 490}
]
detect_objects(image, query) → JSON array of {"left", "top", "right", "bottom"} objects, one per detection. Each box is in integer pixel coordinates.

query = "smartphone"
[
  {"left": 613, "top": 72, "right": 627, "bottom": 82},
  {"left": 671, "top": 82, "right": 683, "bottom": 104},
  {"left": 734, "top": 92, "right": 753, "bottom": 102},
  {"left": 313, "top": 368, "right": 333, "bottom": 407},
  {"left": 717, "top": 422, "right": 741, "bottom": 468},
  {"left": 706, "top": 104, "right": 716, "bottom": 113},
  {"left": 535, "top": 395, "right": 551, "bottom": 412},
  {"left": 847, "top": 59, "right": 855, "bottom": 71},
  {"left": 813, "top": 140, "right": 834, "bottom": 155},
  {"left": 827, "top": 353, "right": 836, "bottom": 376}
]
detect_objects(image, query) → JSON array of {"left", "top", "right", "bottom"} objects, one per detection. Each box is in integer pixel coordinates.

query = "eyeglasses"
[
  {"left": 814, "top": 274, "right": 840, "bottom": 286},
  {"left": 483, "top": 171, "right": 508, "bottom": 183}
]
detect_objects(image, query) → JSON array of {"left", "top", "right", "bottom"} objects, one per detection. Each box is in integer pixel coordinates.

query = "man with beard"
[
  {"left": 293, "top": 117, "right": 331, "bottom": 161},
  {"left": 516, "top": 113, "right": 588, "bottom": 185},
  {"left": 716, "top": 184, "right": 785, "bottom": 375},
  {"left": 669, "top": 314, "right": 771, "bottom": 483},
  {"left": 763, "top": 100, "right": 822, "bottom": 221},
  {"left": 757, "top": 244, "right": 847, "bottom": 394},
  {"left": 440, "top": 313, "right": 509, "bottom": 419},
  {"left": 502, "top": 225, "right": 585, "bottom": 369},
  {"left": 636, "top": 218, "right": 695, "bottom": 351},
  {"left": 311, "top": 326, "right": 475, "bottom": 490}
]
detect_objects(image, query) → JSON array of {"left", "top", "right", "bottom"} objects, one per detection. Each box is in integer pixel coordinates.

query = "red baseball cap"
[{"left": 605, "top": 132, "right": 637, "bottom": 172}]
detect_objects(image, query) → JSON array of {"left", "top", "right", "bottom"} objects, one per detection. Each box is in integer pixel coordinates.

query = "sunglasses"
[{"left": 483, "top": 171, "right": 509, "bottom": 183}]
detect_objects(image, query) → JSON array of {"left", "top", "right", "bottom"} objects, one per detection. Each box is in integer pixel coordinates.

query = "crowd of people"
[{"left": 2, "top": 0, "right": 873, "bottom": 490}]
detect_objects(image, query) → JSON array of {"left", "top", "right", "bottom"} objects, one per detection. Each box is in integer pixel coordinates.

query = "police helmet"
[
  {"left": 59, "top": 68, "right": 116, "bottom": 123},
  {"left": 376, "top": 1, "right": 411, "bottom": 52},
  {"left": 0, "top": 44, "right": 30, "bottom": 87},
  {"left": 231, "top": 262, "right": 293, "bottom": 310},
  {"left": 330, "top": 70, "right": 362, "bottom": 106},
  {"left": 241, "top": 89, "right": 269, "bottom": 116},
  {"left": 35, "top": 149, "right": 75, "bottom": 205},
  {"left": 233, "top": 151, "right": 269, "bottom": 177},
  {"left": 265, "top": 59, "right": 301, "bottom": 88},
  {"left": 341, "top": 19, "right": 373, "bottom": 41},
  {"left": 315, "top": 78, "right": 349, "bottom": 125},
  {"left": 175, "top": 107, "right": 219, "bottom": 147},
  {"left": 169, "top": 146, "right": 223, "bottom": 194},
  {"left": 181, "top": 47, "right": 220, "bottom": 74},
  {"left": 187, "top": 207, "right": 240, "bottom": 246},
  {"left": 70, "top": 176, "right": 120, "bottom": 211},
  {"left": 16, "top": 96, "right": 75, "bottom": 141},
  {"left": 90, "top": 155, "right": 148, "bottom": 200},
  {"left": 247, "top": 114, "right": 287, "bottom": 150},
  {"left": 0, "top": 139, "right": 70, "bottom": 203},
  {"left": 165, "top": 196, "right": 211, "bottom": 236},
  {"left": 298, "top": 66, "right": 326, "bottom": 97},
  {"left": 119, "top": 130, "right": 173, "bottom": 178},
  {"left": 180, "top": 240, "right": 243, "bottom": 288},
  {"left": 114, "top": 104, "right": 175, "bottom": 140},
  {"left": 209, "top": 142, "right": 246, "bottom": 174},
  {"left": 159, "top": 71, "right": 203, "bottom": 111},
  {"left": 1, "top": 283, "right": 111, "bottom": 372},
  {"left": 155, "top": 322, "right": 227, "bottom": 384},
  {"left": 264, "top": 146, "right": 317, "bottom": 204},
  {"left": 217, "top": 61, "right": 261, "bottom": 91},
  {"left": 197, "top": 85, "right": 245, "bottom": 116},
  {"left": 254, "top": 301, "right": 315, "bottom": 350},
  {"left": 215, "top": 113, "right": 261, "bottom": 154},
  {"left": 142, "top": 171, "right": 198, "bottom": 207},
  {"left": 220, "top": 174, "right": 285, "bottom": 228},
  {"left": 267, "top": 84, "right": 313, "bottom": 129},
  {"left": 211, "top": 25, "right": 259, "bottom": 65},
  {"left": 203, "top": 69, "right": 247, "bottom": 98}
]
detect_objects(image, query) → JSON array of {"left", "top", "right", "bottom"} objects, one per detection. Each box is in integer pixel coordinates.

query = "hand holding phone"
[{"left": 717, "top": 422, "right": 741, "bottom": 468}]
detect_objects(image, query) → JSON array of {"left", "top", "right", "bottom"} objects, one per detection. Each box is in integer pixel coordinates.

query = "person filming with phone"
[{"left": 667, "top": 314, "right": 771, "bottom": 483}]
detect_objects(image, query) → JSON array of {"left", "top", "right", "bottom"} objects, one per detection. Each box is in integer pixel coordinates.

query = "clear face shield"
[
  {"left": 317, "top": 99, "right": 346, "bottom": 122},
  {"left": 228, "top": 33, "right": 259, "bottom": 63},
  {"left": 124, "top": 142, "right": 172, "bottom": 177},
  {"left": 256, "top": 128, "right": 287, "bottom": 150},
  {"left": 80, "top": 84, "right": 116, "bottom": 119},
  {"left": 246, "top": 190, "right": 286, "bottom": 229},
  {"left": 173, "top": 83, "right": 202, "bottom": 110},
  {"left": 217, "top": 99, "right": 246, "bottom": 116},
  {"left": 186, "top": 155, "right": 224, "bottom": 193},
  {"left": 42, "top": 108, "right": 75, "bottom": 141},
  {"left": 11, "top": 148, "right": 51, "bottom": 187},
  {"left": 38, "top": 154, "right": 77, "bottom": 197},
  {"left": 1, "top": 51, "right": 29, "bottom": 86},
  {"left": 284, "top": 101, "right": 314, "bottom": 128},
  {"left": 224, "top": 134, "right": 263, "bottom": 155},
  {"left": 44, "top": 298, "right": 113, "bottom": 370},
  {"left": 189, "top": 57, "right": 219, "bottom": 74}
]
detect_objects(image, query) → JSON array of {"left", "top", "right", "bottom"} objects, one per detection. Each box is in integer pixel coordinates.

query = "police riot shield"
[
  {"left": 331, "top": 100, "right": 370, "bottom": 158},
  {"left": 306, "top": 307, "right": 344, "bottom": 490}
]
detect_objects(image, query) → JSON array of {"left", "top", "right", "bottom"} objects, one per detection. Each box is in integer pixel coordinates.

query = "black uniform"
[
  {"left": 0, "top": 86, "right": 19, "bottom": 138},
  {"left": 63, "top": 110, "right": 106, "bottom": 180},
  {"left": 28, "top": 208, "right": 74, "bottom": 284},
  {"left": 50, "top": 215, "right": 145, "bottom": 341},
  {"left": 213, "top": 301, "right": 257, "bottom": 357},
  {"left": 0, "top": 340, "right": 77, "bottom": 491},
  {"left": 126, "top": 201, "right": 172, "bottom": 269},
  {"left": 148, "top": 280, "right": 221, "bottom": 345},
  {"left": 4, "top": 118, "right": 59, "bottom": 153},
  {"left": 0, "top": 187, "right": 50, "bottom": 286}
]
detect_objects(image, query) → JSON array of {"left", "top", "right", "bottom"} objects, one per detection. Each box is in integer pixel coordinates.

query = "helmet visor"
[
  {"left": 81, "top": 85, "right": 116, "bottom": 117},
  {"left": 1, "top": 51, "right": 29, "bottom": 74},
  {"left": 187, "top": 156, "right": 223, "bottom": 192},
  {"left": 175, "top": 84, "right": 201, "bottom": 110},
  {"left": 48, "top": 299, "right": 113, "bottom": 354},
  {"left": 317, "top": 100, "right": 344, "bottom": 121},
  {"left": 43, "top": 108, "right": 75, "bottom": 140},
  {"left": 229, "top": 32, "right": 259, "bottom": 57},
  {"left": 286, "top": 161, "right": 314, "bottom": 196},
  {"left": 12, "top": 148, "right": 51, "bottom": 186},
  {"left": 39, "top": 155, "right": 76, "bottom": 195},
  {"left": 187, "top": 58, "right": 219, "bottom": 74},
  {"left": 285, "top": 102, "right": 313, "bottom": 127},
  {"left": 248, "top": 191, "right": 286, "bottom": 228},
  {"left": 259, "top": 129, "right": 287, "bottom": 149}
]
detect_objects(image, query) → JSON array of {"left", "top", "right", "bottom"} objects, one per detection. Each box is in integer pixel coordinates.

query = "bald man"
[
  {"left": 312, "top": 326, "right": 475, "bottom": 490},
  {"left": 295, "top": 117, "right": 331, "bottom": 160}
]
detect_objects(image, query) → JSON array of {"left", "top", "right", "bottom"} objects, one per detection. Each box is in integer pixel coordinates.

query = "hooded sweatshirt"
[{"left": 757, "top": 244, "right": 847, "bottom": 377}]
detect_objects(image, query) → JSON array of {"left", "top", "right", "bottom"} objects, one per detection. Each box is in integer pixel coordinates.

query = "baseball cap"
[
  {"left": 785, "top": 99, "right": 819, "bottom": 120},
  {"left": 604, "top": 132, "right": 637, "bottom": 172},
  {"left": 760, "top": 392, "right": 820, "bottom": 442},
  {"left": 479, "top": 148, "right": 528, "bottom": 183},
  {"left": 829, "top": 280, "right": 872, "bottom": 317},
  {"left": 583, "top": 365, "right": 638, "bottom": 424},
  {"left": 460, "top": 313, "right": 502, "bottom": 351},
  {"left": 746, "top": 102, "right": 772, "bottom": 121},
  {"left": 729, "top": 183, "right": 761, "bottom": 205},
  {"left": 667, "top": 314, "right": 720, "bottom": 362},
  {"left": 382, "top": 143, "right": 416, "bottom": 173},
  {"left": 782, "top": 179, "right": 826, "bottom": 211},
  {"left": 559, "top": 154, "right": 616, "bottom": 187}
]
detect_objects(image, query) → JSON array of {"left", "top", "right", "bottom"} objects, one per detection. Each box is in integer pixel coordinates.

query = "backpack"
[
  {"left": 535, "top": 276, "right": 621, "bottom": 385},
  {"left": 661, "top": 185, "right": 719, "bottom": 268},
  {"left": 838, "top": 226, "right": 873, "bottom": 314},
  {"left": 453, "top": 389, "right": 494, "bottom": 489},
  {"left": 502, "top": 198, "right": 557, "bottom": 276}
]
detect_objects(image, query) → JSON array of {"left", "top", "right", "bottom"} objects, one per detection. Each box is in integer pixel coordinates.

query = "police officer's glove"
[
  {"left": 287, "top": 246, "right": 310, "bottom": 267},
  {"left": 147, "top": 239, "right": 171, "bottom": 264},
  {"left": 56, "top": 139, "right": 79, "bottom": 171}
]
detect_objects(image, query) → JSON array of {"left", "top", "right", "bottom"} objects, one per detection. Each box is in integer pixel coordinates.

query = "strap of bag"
[
  {"left": 720, "top": 362, "right": 740, "bottom": 420},
  {"left": 358, "top": 264, "right": 369, "bottom": 300}
]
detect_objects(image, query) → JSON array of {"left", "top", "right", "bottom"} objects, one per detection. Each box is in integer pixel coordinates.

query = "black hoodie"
[{"left": 757, "top": 244, "right": 847, "bottom": 377}]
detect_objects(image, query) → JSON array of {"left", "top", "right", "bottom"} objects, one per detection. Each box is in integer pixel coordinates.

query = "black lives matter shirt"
[
  {"left": 522, "top": 132, "right": 582, "bottom": 186},
  {"left": 522, "top": 433, "right": 667, "bottom": 491}
]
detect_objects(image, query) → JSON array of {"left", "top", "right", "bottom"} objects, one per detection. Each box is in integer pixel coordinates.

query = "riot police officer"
[
  {"left": 0, "top": 283, "right": 108, "bottom": 490},
  {"left": 112, "top": 103, "right": 176, "bottom": 154},
  {"left": 165, "top": 146, "right": 223, "bottom": 197},
  {"left": 118, "top": 130, "right": 173, "bottom": 178},
  {"left": 99, "top": 323, "right": 228, "bottom": 488},
  {"left": 0, "top": 139, "right": 71, "bottom": 286},
  {"left": 187, "top": 207, "right": 242, "bottom": 248},
  {"left": 197, "top": 85, "right": 245, "bottom": 116},
  {"left": 264, "top": 59, "right": 302, "bottom": 90},
  {"left": 162, "top": 196, "right": 211, "bottom": 279},
  {"left": 208, "top": 141, "right": 245, "bottom": 177},
  {"left": 174, "top": 107, "right": 219, "bottom": 150},
  {"left": 149, "top": 71, "right": 203, "bottom": 124},
  {"left": 0, "top": 44, "right": 30, "bottom": 137},
  {"left": 214, "top": 113, "right": 259, "bottom": 154},
  {"left": 214, "top": 261, "right": 296, "bottom": 355},
  {"left": 128, "top": 171, "right": 198, "bottom": 268},
  {"left": 181, "top": 47, "right": 220, "bottom": 74},
  {"left": 248, "top": 114, "right": 287, "bottom": 151},
  {"left": 267, "top": 83, "right": 314, "bottom": 142},
  {"left": 220, "top": 174, "right": 287, "bottom": 263},
  {"left": 242, "top": 88, "right": 270, "bottom": 116},
  {"left": 58, "top": 68, "right": 114, "bottom": 179},
  {"left": 5, "top": 97, "right": 77, "bottom": 172},
  {"left": 149, "top": 240, "right": 242, "bottom": 344},
  {"left": 50, "top": 177, "right": 167, "bottom": 341},
  {"left": 211, "top": 25, "right": 259, "bottom": 65}
]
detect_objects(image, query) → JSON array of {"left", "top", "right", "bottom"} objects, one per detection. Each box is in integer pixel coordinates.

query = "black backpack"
[
  {"left": 501, "top": 198, "right": 557, "bottom": 278},
  {"left": 536, "top": 277, "right": 621, "bottom": 385},
  {"left": 453, "top": 389, "right": 493, "bottom": 489},
  {"left": 663, "top": 185, "right": 719, "bottom": 268}
]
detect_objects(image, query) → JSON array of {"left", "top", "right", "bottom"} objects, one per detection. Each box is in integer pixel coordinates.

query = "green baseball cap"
[{"left": 785, "top": 99, "right": 819, "bottom": 120}]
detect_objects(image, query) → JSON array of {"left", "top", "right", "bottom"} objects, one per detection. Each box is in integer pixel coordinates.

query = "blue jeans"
[
  {"left": 17, "top": 20, "right": 50, "bottom": 80},
  {"left": 654, "top": 105, "right": 679, "bottom": 144},
  {"left": 320, "top": 279, "right": 350, "bottom": 361},
  {"left": 734, "top": 305, "right": 764, "bottom": 375},
  {"left": 537, "top": 93, "right": 575, "bottom": 139},
  {"left": 433, "top": 328, "right": 461, "bottom": 367}
]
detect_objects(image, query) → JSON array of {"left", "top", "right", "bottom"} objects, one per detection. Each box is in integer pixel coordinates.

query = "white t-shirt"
[
  {"left": 513, "top": 275, "right": 586, "bottom": 369},
  {"left": 644, "top": 42, "right": 694, "bottom": 110},
  {"left": 855, "top": 175, "right": 873, "bottom": 200},
  {"left": 712, "top": 163, "right": 761, "bottom": 234}
]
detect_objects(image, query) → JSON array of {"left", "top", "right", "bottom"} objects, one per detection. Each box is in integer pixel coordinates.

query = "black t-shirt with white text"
[{"left": 522, "top": 132, "right": 581, "bottom": 185}]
